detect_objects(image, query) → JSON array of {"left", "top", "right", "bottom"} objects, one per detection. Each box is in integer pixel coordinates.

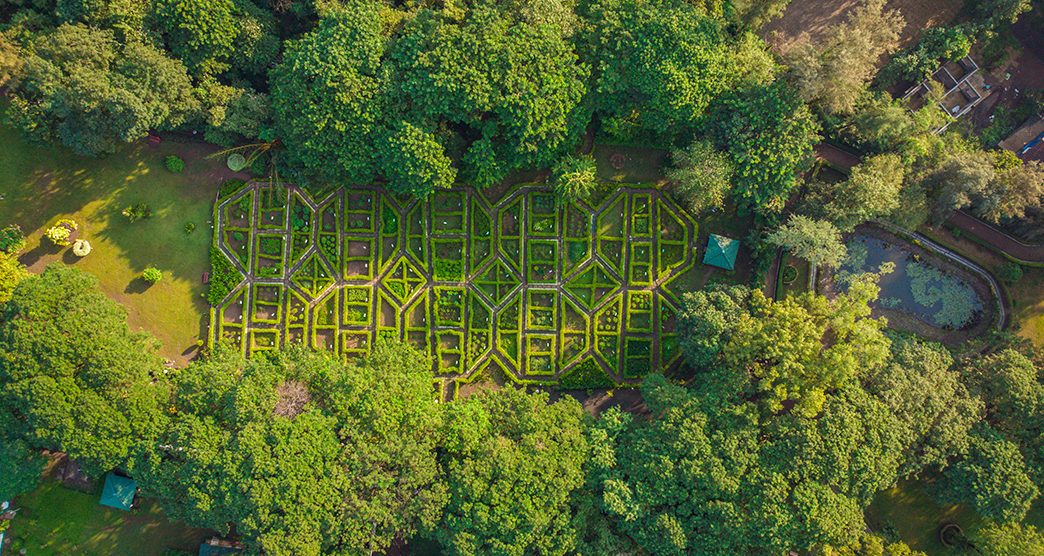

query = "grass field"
[
  {"left": 867, "top": 479, "right": 984, "bottom": 555},
  {"left": 5, "top": 480, "right": 210, "bottom": 556},
  {"left": 0, "top": 125, "right": 238, "bottom": 364}
]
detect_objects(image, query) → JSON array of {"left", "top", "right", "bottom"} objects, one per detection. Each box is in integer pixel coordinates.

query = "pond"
[{"left": 837, "top": 233, "right": 985, "bottom": 330}]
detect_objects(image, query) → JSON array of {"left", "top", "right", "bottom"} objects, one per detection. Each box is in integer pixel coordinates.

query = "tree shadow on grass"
[
  {"left": 19, "top": 241, "right": 62, "bottom": 268},
  {"left": 124, "top": 277, "right": 151, "bottom": 295}
]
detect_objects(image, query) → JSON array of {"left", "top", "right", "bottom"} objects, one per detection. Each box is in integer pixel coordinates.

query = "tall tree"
[
  {"left": 270, "top": 5, "right": 385, "bottom": 186},
  {"left": 0, "top": 435, "right": 45, "bottom": 501},
  {"left": 391, "top": 5, "right": 588, "bottom": 187},
  {"left": 667, "top": 140, "right": 735, "bottom": 214},
  {"left": 863, "top": 336, "right": 981, "bottom": 476},
  {"left": 707, "top": 81, "right": 820, "bottom": 214},
  {"left": 437, "top": 386, "right": 589, "bottom": 555},
  {"left": 935, "top": 424, "right": 1039, "bottom": 523},
  {"left": 0, "top": 264, "right": 167, "bottom": 476},
  {"left": 7, "top": 23, "right": 198, "bottom": 155},
  {"left": 812, "top": 153, "right": 905, "bottom": 230},
  {"left": 378, "top": 120, "right": 457, "bottom": 198},
  {"left": 976, "top": 159, "right": 1044, "bottom": 223},
  {"left": 786, "top": 0, "right": 903, "bottom": 114},
  {"left": 151, "top": 0, "right": 238, "bottom": 75},
  {"left": 767, "top": 215, "right": 848, "bottom": 268},
  {"left": 582, "top": 0, "right": 749, "bottom": 140}
]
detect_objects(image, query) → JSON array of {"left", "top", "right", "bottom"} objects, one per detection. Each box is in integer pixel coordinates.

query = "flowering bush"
[
  {"left": 72, "top": 239, "right": 92, "bottom": 257},
  {"left": 45, "top": 219, "right": 77, "bottom": 246}
]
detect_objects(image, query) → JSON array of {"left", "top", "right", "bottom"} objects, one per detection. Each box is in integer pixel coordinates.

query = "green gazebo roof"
[
  {"left": 99, "top": 473, "right": 136, "bottom": 511},
  {"left": 703, "top": 234, "right": 739, "bottom": 271}
]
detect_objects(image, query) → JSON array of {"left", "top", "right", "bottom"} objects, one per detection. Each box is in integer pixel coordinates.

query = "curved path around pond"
[{"left": 873, "top": 222, "right": 1007, "bottom": 332}]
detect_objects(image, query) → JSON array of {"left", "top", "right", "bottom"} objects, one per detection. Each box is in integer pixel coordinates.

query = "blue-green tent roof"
[
  {"left": 99, "top": 473, "right": 136, "bottom": 511},
  {"left": 703, "top": 234, "right": 739, "bottom": 271}
]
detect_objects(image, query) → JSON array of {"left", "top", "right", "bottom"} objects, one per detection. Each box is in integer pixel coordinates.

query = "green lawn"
[
  {"left": 5, "top": 481, "right": 211, "bottom": 556},
  {"left": 591, "top": 143, "right": 669, "bottom": 184},
  {"left": 0, "top": 125, "right": 236, "bottom": 364},
  {"left": 867, "top": 480, "right": 984, "bottom": 555}
]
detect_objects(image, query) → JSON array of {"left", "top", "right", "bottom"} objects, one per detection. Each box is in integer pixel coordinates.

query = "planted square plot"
[{"left": 212, "top": 182, "right": 703, "bottom": 385}]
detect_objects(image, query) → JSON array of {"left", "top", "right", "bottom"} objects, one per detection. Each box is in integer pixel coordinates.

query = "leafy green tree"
[
  {"left": 936, "top": 424, "right": 1038, "bottom": 523},
  {"left": 0, "top": 264, "right": 167, "bottom": 476},
  {"left": 437, "top": 386, "right": 588, "bottom": 555},
  {"left": 719, "top": 274, "right": 889, "bottom": 417},
  {"left": 197, "top": 79, "right": 271, "bottom": 146},
  {"left": 7, "top": 23, "right": 198, "bottom": 156},
  {"left": 786, "top": 0, "right": 902, "bottom": 114},
  {"left": 864, "top": 336, "right": 981, "bottom": 476},
  {"left": 139, "top": 341, "right": 446, "bottom": 555},
  {"left": 976, "top": 160, "right": 1044, "bottom": 223},
  {"left": 378, "top": 121, "right": 457, "bottom": 198},
  {"left": 813, "top": 153, "right": 905, "bottom": 230},
  {"left": 961, "top": 348, "right": 1043, "bottom": 485},
  {"left": 57, "top": 0, "right": 150, "bottom": 29},
  {"left": 588, "top": 374, "right": 903, "bottom": 555},
  {"left": 582, "top": 0, "right": 736, "bottom": 140},
  {"left": 551, "top": 154, "right": 598, "bottom": 205},
  {"left": 667, "top": 140, "right": 734, "bottom": 214},
  {"left": 886, "top": 26, "right": 971, "bottom": 83},
  {"left": 767, "top": 215, "right": 848, "bottom": 268},
  {"left": 151, "top": 0, "right": 238, "bottom": 75},
  {"left": 970, "top": 522, "right": 1044, "bottom": 556},
  {"left": 270, "top": 5, "right": 385, "bottom": 186},
  {"left": 678, "top": 284, "right": 750, "bottom": 370},
  {"left": 0, "top": 435, "right": 45, "bottom": 500},
  {"left": 707, "top": 81, "right": 820, "bottom": 214},
  {"left": 926, "top": 150, "right": 996, "bottom": 224},
  {"left": 391, "top": 5, "right": 587, "bottom": 187}
]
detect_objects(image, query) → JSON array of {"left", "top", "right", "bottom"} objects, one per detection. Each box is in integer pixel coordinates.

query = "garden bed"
[{"left": 209, "top": 182, "right": 706, "bottom": 394}]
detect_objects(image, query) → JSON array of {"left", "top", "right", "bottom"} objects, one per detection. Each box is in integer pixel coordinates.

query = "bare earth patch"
[
  {"left": 274, "top": 380, "right": 312, "bottom": 418},
  {"left": 762, "top": 0, "right": 963, "bottom": 56}
]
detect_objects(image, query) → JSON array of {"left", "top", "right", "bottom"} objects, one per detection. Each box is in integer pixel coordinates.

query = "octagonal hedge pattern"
[{"left": 210, "top": 182, "right": 701, "bottom": 390}]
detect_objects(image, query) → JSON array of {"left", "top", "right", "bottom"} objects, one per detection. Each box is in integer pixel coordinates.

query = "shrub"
[
  {"left": 998, "top": 262, "right": 1024, "bottom": 284},
  {"left": 184, "top": 222, "right": 196, "bottom": 234},
  {"left": 71, "top": 239, "right": 91, "bottom": 257},
  {"left": 558, "top": 359, "right": 617, "bottom": 390},
  {"left": 0, "top": 224, "right": 26, "bottom": 254},
  {"left": 45, "top": 219, "right": 77, "bottom": 246},
  {"left": 165, "top": 155, "right": 185, "bottom": 173},
  {"left": 551, "top": 154, "right": 598, "bottom": 204},
  {"left": 122, "top": 203, "right": 153, "bottom": 222},
  {"left": 207, "top": 246, "right": 241, "bottom": 305},
  {"left": 781, "top": 264, "right": 798, "bottom": 285},
  {"left": 227, "top": 153, "right": 247, "bottom": 172},
  {"left": 141, "top": 266, "right": 163, "bottom": 284},
  {"left": 219, "top": 178, "right": 247, "bottom": 200}
]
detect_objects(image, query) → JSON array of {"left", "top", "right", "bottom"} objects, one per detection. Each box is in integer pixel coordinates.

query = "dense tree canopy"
[
  {"left": 138, "top": 341, "right": 446, "bottom": 555},
  {"left": 437, "top": 386, "right": 589, "bottom": 555},
  {"left": 8, "top": 23, "right": 197, "bottom": 155},
  {"left": 0, "top": 264, "right": 167, "bottom": 476}
]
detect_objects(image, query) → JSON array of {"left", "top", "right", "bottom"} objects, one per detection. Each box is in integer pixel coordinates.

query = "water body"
[{"left": 838, "top": 234, "right": 984, "bottom": 330}]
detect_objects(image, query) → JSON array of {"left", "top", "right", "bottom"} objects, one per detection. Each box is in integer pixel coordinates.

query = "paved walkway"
[{"left": 946, "top": 211, "right": 1044, "bottom": 263}]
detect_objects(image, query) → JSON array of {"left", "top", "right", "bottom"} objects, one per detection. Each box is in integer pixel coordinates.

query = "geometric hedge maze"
[{"left": 210, "top": 182, "right": 701, "bottom": 392}]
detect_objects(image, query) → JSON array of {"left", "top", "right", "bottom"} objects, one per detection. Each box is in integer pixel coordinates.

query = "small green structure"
[
  {"left": 99, "top": 473, "right": 136, "bottom": 511},
  {"left": 703, "top": 234, "right": 739, "bottom": 271}
]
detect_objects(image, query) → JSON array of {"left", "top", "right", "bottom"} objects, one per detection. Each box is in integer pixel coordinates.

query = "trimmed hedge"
[{"left": 207, "top": 246, "right": 241, "bottom": 306}]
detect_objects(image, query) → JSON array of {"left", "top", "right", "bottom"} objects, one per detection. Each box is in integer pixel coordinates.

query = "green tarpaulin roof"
[
  {"left": 703, "top": 234, "right": 739, "bottom": 270},
  {"left": 99, "top": 473, "right": 136, "bottom": 511}
]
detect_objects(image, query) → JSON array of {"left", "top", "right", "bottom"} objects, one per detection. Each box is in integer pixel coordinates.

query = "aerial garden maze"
[{"left": 209, "top": 181, "right": 705, "bottom": 394}]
